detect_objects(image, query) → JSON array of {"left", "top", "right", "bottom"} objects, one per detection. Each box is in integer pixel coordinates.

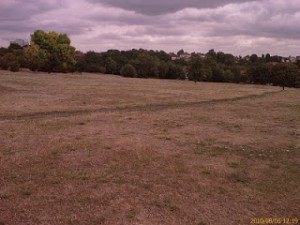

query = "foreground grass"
[{"left": 0, "top": 70, "right": 299, "bottom": 225}]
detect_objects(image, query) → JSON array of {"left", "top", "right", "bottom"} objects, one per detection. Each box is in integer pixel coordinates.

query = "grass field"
[{"left": 0, "top": 70, "right": 299, "bottom": 225}]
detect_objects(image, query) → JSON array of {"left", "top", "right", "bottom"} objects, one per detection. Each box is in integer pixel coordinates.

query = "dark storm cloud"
[{"left": 88, "top": 0, "right": 257, "bottom": 15}]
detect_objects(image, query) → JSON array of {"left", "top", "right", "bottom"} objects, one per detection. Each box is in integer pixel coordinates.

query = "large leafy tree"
[
  {"left": 271, "top": 63, "right": 300, "bottom": 89},
  {"left": 27, "top": 30, "right": 76, "bottom": 72}
]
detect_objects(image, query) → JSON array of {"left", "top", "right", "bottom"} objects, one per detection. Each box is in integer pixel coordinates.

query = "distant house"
[
  {"left": 10, "top": 39, "right": 29, "bottom": 47},
  {"left": 196, "top": 53, "right": 206, "bottom": 58},
  {"left": 169, "top": 52, "right": 178, "bottom": 60},
  {"left": 179, "top": 53, "right": 191, "bottom": 61},
  {"left": 169, "top": 52, "right": 192, "bottom": 61},
  {"left": 288, "top": 56, "right": 296, "bottom": 63},
  {"left": 296, "top": 56, "right": 300, "bottom": 62}
]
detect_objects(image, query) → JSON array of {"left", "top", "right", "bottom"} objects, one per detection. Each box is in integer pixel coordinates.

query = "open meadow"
[{"left": 0, "top": 70, "right": 299, "bottom": 225}]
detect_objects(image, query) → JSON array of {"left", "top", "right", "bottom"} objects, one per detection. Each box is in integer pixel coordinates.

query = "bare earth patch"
[{"left": 0, "top": 70, "right": 299, "bottom": 225}]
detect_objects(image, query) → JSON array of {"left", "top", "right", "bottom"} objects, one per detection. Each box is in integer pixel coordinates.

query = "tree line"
[{"left": 0, "top": 30, "right": 299, "bottom": 88}]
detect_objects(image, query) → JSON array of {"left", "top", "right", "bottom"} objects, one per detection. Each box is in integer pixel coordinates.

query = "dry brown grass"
[{"left": 0, "top": 70, "right": 299, "bottom": 225}]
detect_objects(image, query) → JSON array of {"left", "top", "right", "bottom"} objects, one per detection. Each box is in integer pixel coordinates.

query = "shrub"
[{"left": 9, "top": 61, "right": 20, "bottom": 72}]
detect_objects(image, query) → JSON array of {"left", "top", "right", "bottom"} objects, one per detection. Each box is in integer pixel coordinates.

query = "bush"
[
  {"left": 120, "top": 64, "right": 137, "bottom": 77},
  {"left": 1, "top": 53, "right": 20, "bottom": 71},
  {"left": 9, "top": 61, "right": 20, "bottom": 72}
]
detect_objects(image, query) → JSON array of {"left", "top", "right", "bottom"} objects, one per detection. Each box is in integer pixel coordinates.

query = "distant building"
[
  {"left": 196, "top": 53, "right": 206, "bottom": 58},
  {"left": 169, "top": 52, "right": 192, "bottom": 61},
  {"left": 179, "top": 53, "right": 191, "bottom": 61},
  {"left": 288, "top": 56, "right": 296, "bottom": 63},
  {"left": 10, "top": 39, "right": 29, "bottom": 47},
  {"left": 296, "top": 56, "right": 300, "bottom": 62},
  {"left": 169, "top": 52, "right": 178, "bottom": 60}
]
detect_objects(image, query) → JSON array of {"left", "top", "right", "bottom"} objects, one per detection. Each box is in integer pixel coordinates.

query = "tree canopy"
[
  {"left": 0, "top": 29, "right": 299, "bottom": 88},
  {"left": 25, "top": 30, "right": 76, "bottom": 72}
]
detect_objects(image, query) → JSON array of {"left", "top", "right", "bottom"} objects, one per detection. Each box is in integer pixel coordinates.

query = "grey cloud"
[
  {"left": 208, "top": 21, "right": 300, "bottom": 40},
  {"left": 88, "top": 0, "right": 257, "bottom": 15},
  {"left": 0, "top": 0, "right": 90, "bottom": 43},
  {"left": 83, "top": 0, "right": 300, "bottom": 52},
  {"left": 207, "top": 5, "right": 300, "bottom": 40},
  {"left": 0, "top": 0, "right": 63, "bottom": 21},
  {"left": 87, "top": 13, "right": 155, "bottom": 26},
  {"left": 0, "top": 19, "right": 89, "bottom": 39},
  {"left": 1, "top": 0, "right": 300, "bottom": 56}
]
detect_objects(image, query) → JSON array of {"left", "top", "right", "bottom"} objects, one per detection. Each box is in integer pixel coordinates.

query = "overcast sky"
[{"left": 0, "top": 0, "right": 299, "bottom": 56}]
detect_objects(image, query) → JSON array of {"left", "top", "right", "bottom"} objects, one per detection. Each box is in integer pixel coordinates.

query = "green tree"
[
  {"left": 177, "top": 49, "right": 184, "bottom": 56},
  {"left": 120, "top": 64, "right": 137, "bottom": 77},
  {"left": 8, "top": 43, "right": 23, "bottom": 50},
  {"left": 247, "top": 64, "right": 271, "bottom": 84},
  {"left": 188, "top": 56, "right": 205, "bottom": 82},
  {"left": 131, "top": 53, "right": 159, "bottom": 78},
  {"left": 198, "top": 67, "right": 212, "bottom": 81},
  {"left": 166, "top": 62, "right": 185, "bottom": 80},
  {"left": 154, "top": 50, "right": 171, "bottom": 62},
  {"left": 207, "top": 49, "right": 217, "bottom": 59},
  {"left": 0, "top": 52, "right": 19, "bottom": 71},
  {"left": 158, "top": 61, "right": 168, "bottom": 79},
  {"left": 271, "top": 63, "right": 300, "bottom": 89},
  {"left": 211, "top": 64, "right": 225, "bottom": 82},
  {"left": 9, "top": 60, "right": 20, "bottom": 72},
  {"left": 24, "top": 43, "right": 47, "bottom": 71},
  {"left": 249, "top": 54, "right": 259, "bottom": 63},
  {"left": 105, "top": 57, "right": 117, "bottom": 74},
  {"left": 223, "top": 70, "right": 234, "bottom": 82},
  {"left": 75, "top": 51, "right": 105, "bottom": 73},
  {"left": 265, "top": 53, "right": 271, "bottom": 63},
  {"left": 230, "top": 66, "right": 243, "bottom": 83},
  {"left": 29, "top": 30, "right": 76, "bottom": 72}
]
